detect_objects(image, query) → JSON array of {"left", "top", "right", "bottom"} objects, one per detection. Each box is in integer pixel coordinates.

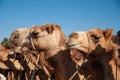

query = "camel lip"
[
  {"left": 12, "top": 42, "right": 23, "bottom": 46},
  {"left": 10, "top": 39, "right": 21, "bottom": 46},
  {"left": 67, "top": 43, "right": 88, "bottom": 55},
  {"left": 67, "top": 43, "right": 80, "bottom": 49}
]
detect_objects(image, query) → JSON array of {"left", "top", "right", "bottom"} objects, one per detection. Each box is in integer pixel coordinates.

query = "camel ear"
[
  {"left": 104, "top": 28, "right": 113, "bottom": 40},
  {"left": 117, "top": 30, "right": 120, "bottom": 38},
  {"left": 117, "top": 30, "right": 120, "bottom": 45},
  {"left": 46, "top": 24, "right": 55, "bottom": 34}
]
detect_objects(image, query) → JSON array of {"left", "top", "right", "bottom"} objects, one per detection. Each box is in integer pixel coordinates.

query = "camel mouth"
[
  {"left": 67, "top": 43, "right": 80, "bottom": 49},
  {"left": 10, "top": 39, "right": 20, "bottom": 45},
  {"left": 67, "top": 43, "right": 86, "bottom": 54},
  {"left": 12, "top": 42, "right": 21, "bottom": 46},
  {"left": 11, "top": 41, "right": 23, "bottom": 46},
  {"left": 70, "top": 48, "right": 87, "bottom": 65}
]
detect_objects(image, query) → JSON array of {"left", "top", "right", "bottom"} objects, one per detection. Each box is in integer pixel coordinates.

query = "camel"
[
  {"left": 0, "top": 44, "right": 25, "bottom": 80},
  {"left": 0, "top": 43, "right": 49, "bottom": 80},
  {"left": 28, "top": 24, "right": 80, "bottom": 80},
  {"left": 66, "top": 28, "right": 120, "bottom": 80},
  {"left": 10, "top": 27, "right": 54, "bottom": 80},
  {"left": 0, "top": 29, "right": 47, "bottom": 80},
  {"left": 9, "top": 46, "right": 49, "bottom": 80}
]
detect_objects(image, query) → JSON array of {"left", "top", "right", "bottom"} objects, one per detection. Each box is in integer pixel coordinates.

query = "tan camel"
[
  {"left": 1, "top": 28, "right": 46, "bottom": 80},
  {"left": 10, "top": 27, "right": 54, "bottom": 80},
  {"left": 66, "top": 28, "right": 120, "bottom": 80}
]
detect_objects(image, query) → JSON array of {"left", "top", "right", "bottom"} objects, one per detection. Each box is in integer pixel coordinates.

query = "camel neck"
[{"left": 45, "top": 45, "right": 66, "bottom": 59}]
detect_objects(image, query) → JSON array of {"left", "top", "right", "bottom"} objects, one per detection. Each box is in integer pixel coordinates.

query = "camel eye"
[
  {"left": 94, "top": 36, "right": 100, "bottom": 40},
  {"left": 69, "top": 33, "right": 79, "bottom": 38},
  {"left": 92, "top": 35, "right": 100, "bottom": 42},
  {"left": 112, "top": 36, "right": 116, "bottom": 43}
]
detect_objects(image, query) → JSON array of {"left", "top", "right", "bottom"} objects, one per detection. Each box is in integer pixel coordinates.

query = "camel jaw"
[{"left": 70, "top": 48, "right": 88, "bottom": 66}]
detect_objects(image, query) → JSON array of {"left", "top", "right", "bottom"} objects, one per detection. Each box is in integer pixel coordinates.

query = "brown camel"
[
  {"left": 66, "top": 28, "right": 120, "bottom": 80},
  {"left": 0, "top": 43, "right": 49, "bottom": 80},
  {"left": 29, "top": 24, "right": 80, "bottom": 80}
]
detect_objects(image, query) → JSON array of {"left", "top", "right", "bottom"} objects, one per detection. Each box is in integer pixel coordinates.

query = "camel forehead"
[
  {"left": 72, "top": 31, "right": 88, "bottom": 39},
  {"left": 89, "top": 28, "right": 103, "bottom": 34},
  {"left": 73, "top": 28, "right": 103, "bottom": 36},
  {"left": 12, "top": 28, "right": 30, "bottom": 35},
  {"left": 32, "top": 26, "right": 42, "bottom": 31},
  {"left": 16, "top": 28, "right": 30, "bottom": 32},
  {"left": 11, "top": 28, "right": 30, "bottom": 40},
  {"left": 32, "top": 24, "right": 61, "bottom": 31},
  {"left": 14, "top": 28, "right": 30, "bottom": 35},
  {"left": 74, "top": 31, "right": 87, "bottom": 35}
]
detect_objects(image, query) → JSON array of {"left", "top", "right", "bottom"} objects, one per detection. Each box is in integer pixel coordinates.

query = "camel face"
[
  {"left": 67, "top": 31, "right": 90, "bottom": 53},
  {"left": 30, "top": 24, "right": 66, "bottom": 50},
  {"left": 10, "top": 28, "right": 30, "bottom": 47},
  {"left": 67, "top": 32, "right": 90, "bottom": 65},
  {"left": 67, "top": 28, "right": 113, "bottom": 65}
]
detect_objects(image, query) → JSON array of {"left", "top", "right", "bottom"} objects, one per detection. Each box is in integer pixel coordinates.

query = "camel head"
[
  {"left": 66, "top": 28, "right": 114, "bottom": 65},
  {"left": 10, "top": 28, "right": 30, "bottom": 47},
  {"left": 117, "top": 30, "right": 120, "bottom": 45},
  {"left": 29, "top": 24, "right": 66, "bottom": 51}
]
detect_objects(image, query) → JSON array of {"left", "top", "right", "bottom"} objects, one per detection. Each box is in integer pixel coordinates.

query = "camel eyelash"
[{"left": 91, "top": 35, "right": 100, "bottom": 40}]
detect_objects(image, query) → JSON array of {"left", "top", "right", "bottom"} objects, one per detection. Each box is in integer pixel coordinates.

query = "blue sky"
[{"left": 0, "top": 0, "right": 120, "bottom": 42}]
